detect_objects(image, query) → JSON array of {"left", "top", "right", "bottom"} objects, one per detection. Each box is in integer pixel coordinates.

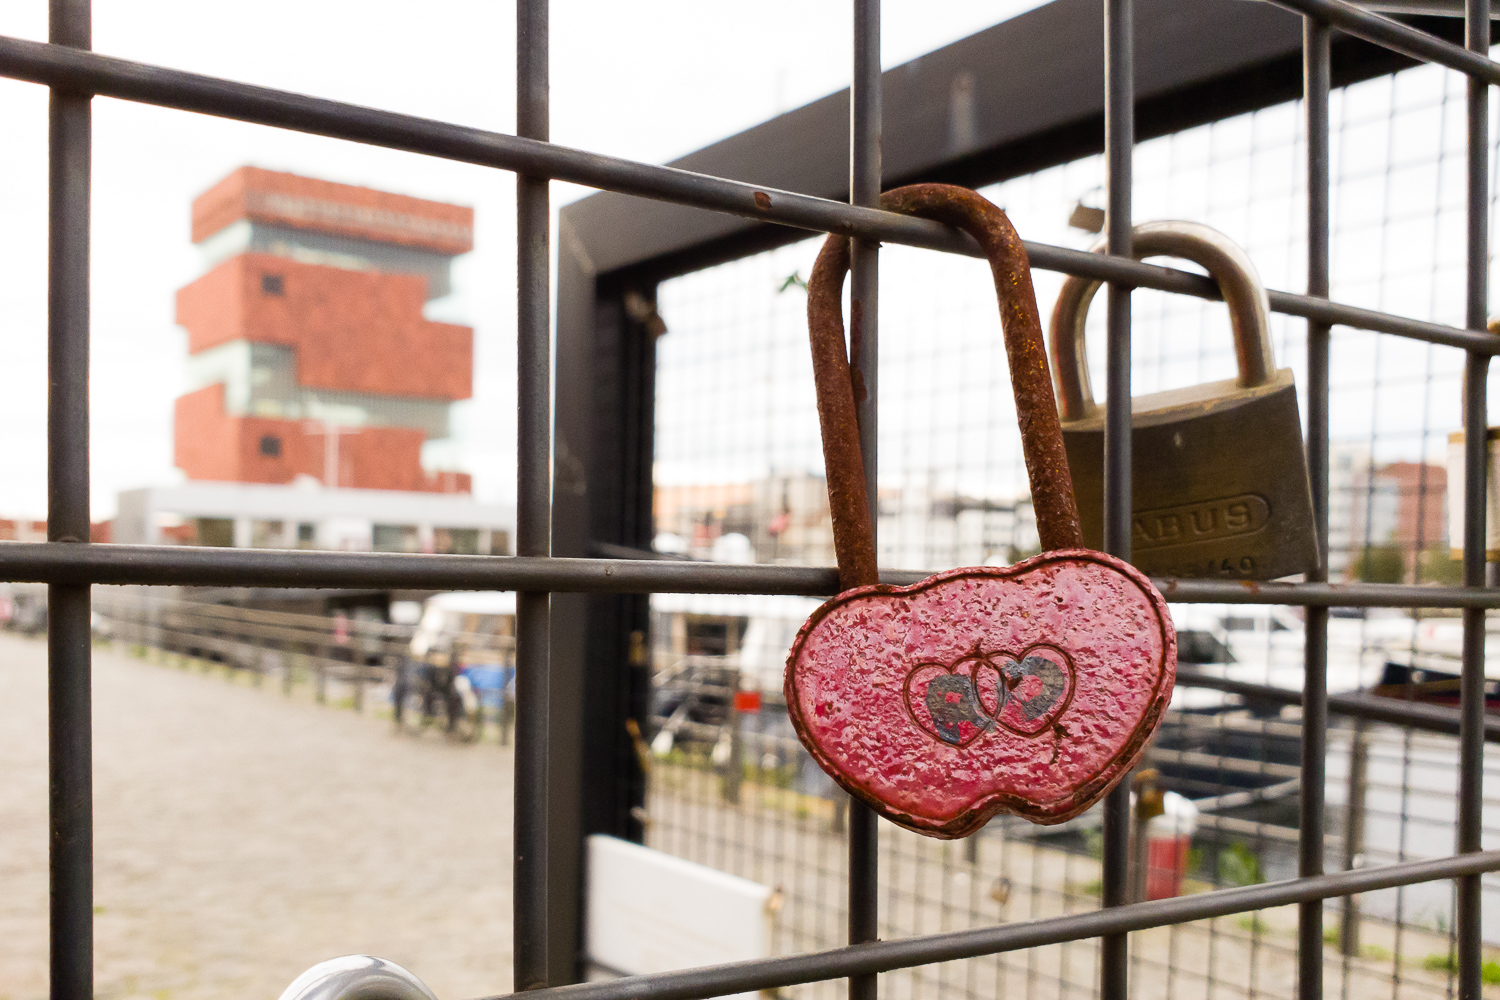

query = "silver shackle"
[
  {"left": 278, "top": 956, "right": 440, "bottom": 1000},
  {"left": 1049, "top": 220, "right": 1275, "bottom": 421}
]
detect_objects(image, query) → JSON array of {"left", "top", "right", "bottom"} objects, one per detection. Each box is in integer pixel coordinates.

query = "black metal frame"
[{"left": 3, "top": 0, "right": 1499, "bottom": 997}]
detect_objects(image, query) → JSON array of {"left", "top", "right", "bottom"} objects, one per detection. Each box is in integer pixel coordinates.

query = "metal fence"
[
  {"left": 643, "top": 622, "right": 1500, "bottom": 1000},
  {"left": 4, "top": 1, "right": 1500, "bottom": 1000},
  {"left": 640, "top": 36, "right": 1500, "bottom": 999},
  {"left": 85, "top": 592, "right": 514, "bottom": 730}
]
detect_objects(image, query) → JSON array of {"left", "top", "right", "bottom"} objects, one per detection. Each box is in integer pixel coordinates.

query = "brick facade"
[
  {"left": 174, "top": 168, "right": 474, "bottom": 493},
  {"left": 174, "top": 384, "right": 471, "bottom": 493},
  {"left": 192, "top": 166, "right": 473, "bottom": 255},
  {"left": 176, "top": 253, "right": 472, "bottom": 401}
]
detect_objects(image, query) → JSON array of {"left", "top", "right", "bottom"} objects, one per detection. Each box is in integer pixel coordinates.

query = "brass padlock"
[{"left": 1048, "top": 220, "right": 1319, "bottom": 580}]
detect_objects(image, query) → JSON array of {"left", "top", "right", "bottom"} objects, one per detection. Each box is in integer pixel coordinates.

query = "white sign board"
[{"left": 586, "top": 835, "right": 774, "bottom": 1000}]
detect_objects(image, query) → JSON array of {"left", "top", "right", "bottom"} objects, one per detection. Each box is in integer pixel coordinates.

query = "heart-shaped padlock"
[{"left": 784, "top": 184, "right": 1176, "bottom": 838}]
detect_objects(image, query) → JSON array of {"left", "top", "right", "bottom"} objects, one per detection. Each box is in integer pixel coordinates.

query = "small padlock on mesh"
[
  {"left": 1048, "top": 221, "right": 1319, "bottom": 581},
  {"left": 783, "top": 184, "right": 1177, "bottom": 839}
]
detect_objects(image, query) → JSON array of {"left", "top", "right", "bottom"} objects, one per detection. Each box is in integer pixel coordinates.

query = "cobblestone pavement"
[{"left": 0, "top": 632, "right": 514, "bottom": 1000}]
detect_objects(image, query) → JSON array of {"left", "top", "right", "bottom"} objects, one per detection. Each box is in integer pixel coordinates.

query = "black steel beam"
[
  {"left": 514, "top": 0, "right": 552, "bottom": 989},
  {"left": 1100, "top": 0, "right": 1134, "bottom": 992},
  {"left": 560, "top": 0, "right": 1476, "bottom": 285},
  {"left": 847, "top": 6, "right": 882, "bottom": 998},
  {"left": 1458, "top": 2, "right": 1492, "bottom": 996},
  {"left": 549, "top": 231, "right": 657, "bottom": 980},
  {"left": 1299, "top": 17, "right": 1332, "bottom": 1000},
  {"left": 46, "top": 2, "right": 93, "bottom": 998},
  {"left": 1265, "top": 0, "right": 1500, "bottom": 79}
]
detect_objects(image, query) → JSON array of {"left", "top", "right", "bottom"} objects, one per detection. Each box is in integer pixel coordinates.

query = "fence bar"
[
  {"left": 1101, "top": 0, "right": 1133, "bottom": 994},
  {"left": 0, "top": 37, "right": 1497, "bottom": 357},
  {"left": 46, "top": 3, "right": 92, "bottom": 999},
  {"left": 15, "top": 544, "right": 1500, "bottom": 605},
  {"left": 514, "top": 0, "right": 551, "bottom": 989},
  {"left": 847, "top": 2, "right": 881, "bottom": 997},
  {"left": 470, "top": 852, "right": 1500, "bottom": 1000},
  {"left": 1300, "top": 16, "right": 1332, "bottom": 1000},
  {"left": 1459, "top": 1, "right": 1490, "bottom": 996},
  {"left": 1174, "top": 668, "right": 1500, "bottom": 740},
  {"left": 1265, "top": 0, "right": 1500, "bottom": 81}
]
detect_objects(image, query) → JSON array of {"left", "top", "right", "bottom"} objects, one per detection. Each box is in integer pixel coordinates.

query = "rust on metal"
[{"left": 805, "top": 182, "right": 1085, "bottom": 595}]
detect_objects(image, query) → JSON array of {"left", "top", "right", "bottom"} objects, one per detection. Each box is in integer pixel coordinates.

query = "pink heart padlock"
[{"left": 784, "top": 184, "right": 1175, "bottom": 838}]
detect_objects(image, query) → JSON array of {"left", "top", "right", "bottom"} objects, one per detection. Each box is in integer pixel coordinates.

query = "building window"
[
  {"left": 261, "top": 273, "right": 284, "bottom": 295},
  {"left": 296, "top": 522, "right": 316, "bottom": 548},
  {"left": 259, "top": 434, "right": 282, "bottom": 457},
  {"left": 193, "top": 518, "right": 235, "bottom": 548},
  {"left": 434, "top": 527, "right": 480, "bottom": 555},
  {"left": 250, "top": 519, "right": 284, "bottom": 548},
  {"left": 373, "top": 524, "right": 420, "bottom": 553}
]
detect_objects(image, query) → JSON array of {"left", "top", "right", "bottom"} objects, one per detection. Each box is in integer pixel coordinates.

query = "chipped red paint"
[{"left": 785, "top": 551, "right": 1176, "bottom": 837}]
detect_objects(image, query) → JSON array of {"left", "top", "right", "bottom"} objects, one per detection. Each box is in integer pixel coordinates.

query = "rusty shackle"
[{"left": 807, "top": 183, "right": 1085, "bottom": 592}]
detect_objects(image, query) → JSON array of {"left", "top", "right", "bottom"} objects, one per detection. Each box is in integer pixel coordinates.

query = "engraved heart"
[
  {"left": 904, "top": 646, "right": 1075, "bottom": 746},
  {"left": 904, "top": 656, "right": 1002, "bottom": 748},
  {"left": 995, "top": 646, "right": 1074, "bottom": 736},
  {"left": 785, "top": 550, "right": 1175, "bottom": 838}
]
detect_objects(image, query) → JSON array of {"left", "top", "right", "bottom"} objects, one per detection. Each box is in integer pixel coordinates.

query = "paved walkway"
[{"left": 0, "top": 632, "right": 514, "bottom": 1000}]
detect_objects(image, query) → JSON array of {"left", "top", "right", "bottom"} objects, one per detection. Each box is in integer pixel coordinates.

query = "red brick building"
[{"left": 174, "top": 167, "right": 474, "bottom": 493}]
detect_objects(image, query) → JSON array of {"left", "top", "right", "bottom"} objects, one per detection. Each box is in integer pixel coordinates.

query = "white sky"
[{"left": 0, "top": 1, "right": 1034, "bottom": 520}]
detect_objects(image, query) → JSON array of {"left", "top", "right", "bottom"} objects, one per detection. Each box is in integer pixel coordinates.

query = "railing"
[{"left": 4, "top": 0, "right": 1500, "bottom": 998}]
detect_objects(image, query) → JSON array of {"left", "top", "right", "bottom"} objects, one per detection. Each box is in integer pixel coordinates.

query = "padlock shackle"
[
  {"left": 1050, "top": 221, "right": 1275, "bottom": 422},
  {"left": 807, "top": 183, "right": 1085, "bottom": 591}
]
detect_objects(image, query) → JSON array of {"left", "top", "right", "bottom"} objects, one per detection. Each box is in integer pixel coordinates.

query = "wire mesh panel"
[{"left": 646, "top": 52, "right": 1500, "bottom": 1000}]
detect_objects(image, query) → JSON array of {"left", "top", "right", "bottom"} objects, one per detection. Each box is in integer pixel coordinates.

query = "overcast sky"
[{"left": 0, "top": 1, "right": 1036, "bottom": 520}]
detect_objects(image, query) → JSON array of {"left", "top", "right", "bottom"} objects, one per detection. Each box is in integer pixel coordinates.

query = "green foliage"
[
  {"left": 1419, "top": 954, "right": 1500, "bottom": 982},
  {"left": 747, "top": 761, "right": 796, "bottom": 790},
  {"left": 1324, "top": 925, "right": 1339, "bottom": 944},
  {"left": 1217, "top": 842, "right": 1264, "bottom": 887},
  {"left": 1351, "top": 544, "right": 1406, "bottom": 584},
  {"left": 1237, "top": 914, "right": 1270, "bottom": 935},
  {"left": 778, "top": 271, "right": 808, "bottom": 294},
  {"left": 1418, "top": 545, "right": 1464, "bottom": 586}
]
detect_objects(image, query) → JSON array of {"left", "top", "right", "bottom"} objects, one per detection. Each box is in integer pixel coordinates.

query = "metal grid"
[
  {"left": 644, "top": 49, "right": 1500, "bottom": 998},
  {"left": 4, "top": 2, "right": 1500, "bottom": 1000}
]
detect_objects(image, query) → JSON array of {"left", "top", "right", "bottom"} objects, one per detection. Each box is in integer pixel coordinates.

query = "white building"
[{"left": 114, "top": 477, "right": 514, "bottom": 555}]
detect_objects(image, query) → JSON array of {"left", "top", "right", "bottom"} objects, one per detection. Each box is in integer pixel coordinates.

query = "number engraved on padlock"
[
  {"left": 1132, "top": 493, "right": 1270, "bottom": 551},
  {"left": 1154, "top": 556, "right": 1259, "bottom": 578},
  {"left": 905, "top": 645, "right": 1076, "bottom": 747}
]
